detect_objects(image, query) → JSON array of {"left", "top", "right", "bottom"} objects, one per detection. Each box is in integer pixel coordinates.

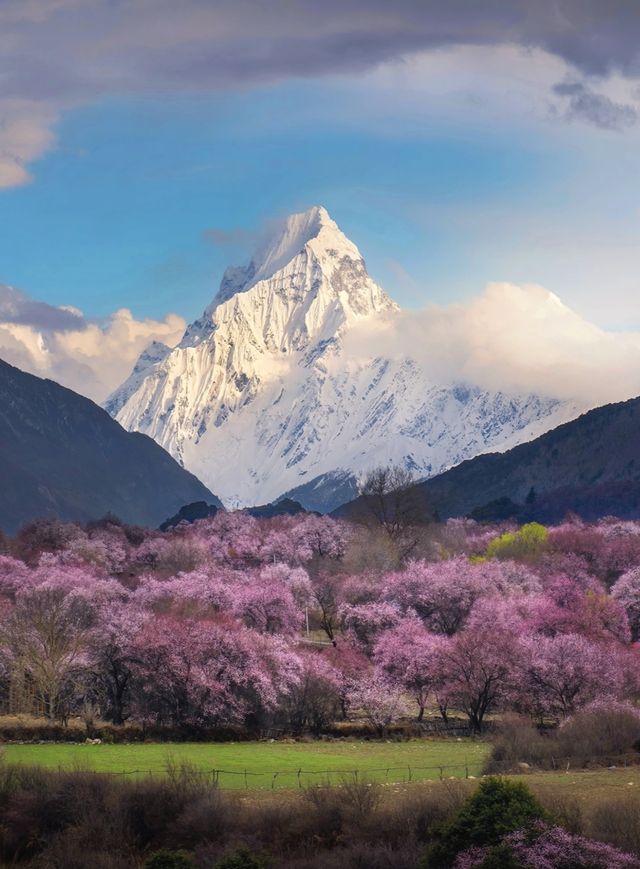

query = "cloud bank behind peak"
[{"left": 2, "top": 278, "right": 640, "bottom": 412}]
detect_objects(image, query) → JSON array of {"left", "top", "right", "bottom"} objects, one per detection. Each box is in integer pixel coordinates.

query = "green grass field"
[{"left": 0, "top": 739, "right": 489, "bottom": 789}]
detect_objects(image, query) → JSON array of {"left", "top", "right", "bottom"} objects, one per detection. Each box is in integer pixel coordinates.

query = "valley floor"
[
  {"left": 4, "top": 739, "right": 640, "bottom": 804},
  {"left": 0, "top": 738, "right": 488, "bottom": 789}
]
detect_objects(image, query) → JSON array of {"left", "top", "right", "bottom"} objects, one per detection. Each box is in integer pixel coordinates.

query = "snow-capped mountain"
[{"left": 106, "top": 206, "right": 581, "bottom": 510}]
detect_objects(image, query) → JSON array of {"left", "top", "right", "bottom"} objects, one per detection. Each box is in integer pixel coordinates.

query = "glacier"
[{"left": 106, "top": 206, "right": 581, "bottom": 511}]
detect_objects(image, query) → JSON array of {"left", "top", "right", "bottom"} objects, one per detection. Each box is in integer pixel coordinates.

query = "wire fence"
[
  {"left": 93, "top": 760, "right": 484, "bottom": 788},
  {"left": 89, "top": 754, "right": 640, "bottom": 790}
]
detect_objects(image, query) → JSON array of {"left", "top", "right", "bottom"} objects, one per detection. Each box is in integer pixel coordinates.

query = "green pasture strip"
[{"left": 0, "top": 739, "right": 489, "bottom": 789}]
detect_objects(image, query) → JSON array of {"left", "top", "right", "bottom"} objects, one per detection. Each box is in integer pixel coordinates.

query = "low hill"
[
  {"left": 0, "top": 359, "right": 221, "bottom": 533},
  {"left": 246, "top": 498, "right": 309, "bottom": 519}
]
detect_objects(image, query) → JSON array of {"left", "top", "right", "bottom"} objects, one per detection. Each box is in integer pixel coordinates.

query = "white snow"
[{"left": 105, "top": 206, "right": 583, "bottom": 509}]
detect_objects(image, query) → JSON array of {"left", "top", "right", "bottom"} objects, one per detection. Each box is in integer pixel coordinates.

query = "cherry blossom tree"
[
  {"left": 231, "top": 575, "right": 303, "bottom": 636},
  {"left": 383, "top": 559, "right": 489, "bottom": 635},
  {"left": 346, "top": 672, "right": 409, "bottom": 736},
  {"left": 456, "top": 823, "right": 640, "bottom": 869},
  {"left": 0, "top": 586, "right": 96, "bottom": 719},
  {"left": 374, "top": 617, "right": 450, "bottom": 720},
  {"left": 3, "top": 511, "right": 640, "bottom": 735},
  {"left": 88, "top": 603, "right": 146, "bottom": 724},
  {"left": 129, "top": 615, "right": 300, "bottom": 727},
  {"left": 439, "top": 622, "right": 522, "bottom": 733},
  {"left": 612, "top": 567, "right": 640, "bottom": 641},
  {"left": 282, "top": 649, "right": 340, "bottom": 734},
  {"left": 339, "top": 601, "right": 402, "bottom": 652},
  {"left": 520, "top": 633, "right": 624, "bottom": 719},
  {"left": 310, "top": 572, "right": 343, "bottom": 640},
  {"left": 528, "top": 576, "right": 630, "bottom": 643},
  {"left": 324, "top": 642, "right": 370, "bottom": 720}
]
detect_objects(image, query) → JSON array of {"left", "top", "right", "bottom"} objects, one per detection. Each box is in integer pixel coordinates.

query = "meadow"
[{"left": 0, "top": 737, "right": 489, "bottom": 789}]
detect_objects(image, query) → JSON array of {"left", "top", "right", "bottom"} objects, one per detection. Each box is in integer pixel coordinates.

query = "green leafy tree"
[
  {"left": 485, "top": 522, "right": 548, "bottom": 562},
  {"left": 421, "top": 777, "right": 547, "bottom": 868}
]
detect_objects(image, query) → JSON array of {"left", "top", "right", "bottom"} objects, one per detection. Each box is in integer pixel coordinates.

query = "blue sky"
[
  {"left": 0, "top": 84, "right": 568, "bottom": 322},
  {"left": 1, "top": 14, "right": 640, "bottom": 330},
  {"left": 1, "top": 1, "right": 640, "bottom": 403},
  {"left": 2, "top": 76, "right": 637, "bottom": 329}
]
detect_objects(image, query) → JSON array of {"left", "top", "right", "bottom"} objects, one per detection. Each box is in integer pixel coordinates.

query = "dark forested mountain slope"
[
  {"left": 415, "top": 395, "right": 640, "bottom": 522},
  {"left": 334, "top": 396, "right": 640, "bottom": 523},
  {"left": 0, "top": 359, "right": 221, "bottom": 533}
]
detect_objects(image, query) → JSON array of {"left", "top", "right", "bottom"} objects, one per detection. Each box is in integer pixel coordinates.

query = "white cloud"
[
  {"left": 2, "top": 2, "right": 640, "bottom": 186},
  {"left": 0, "top": 297, "right": 185, "bottom": 402},
  {"left": 0, "top": 100, "right": 57, "bottom": 187},
  {"left": 4, "top": 279, "right": 640, "bottom": 412},
  {"left": 343, "top": 282, "right": 640, "bottom": 406}
]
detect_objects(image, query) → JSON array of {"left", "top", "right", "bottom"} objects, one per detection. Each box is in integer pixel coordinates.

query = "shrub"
[
  {"left": 456, "top": 823, "right": 640, "bottom": 868},
  {"left": 143, "top": 850, "right": 195, "bottom": 869},
  {"left": 214, "top": 848, "right": 271, "bottom": 869},
  {"left": 277, "top": 843, "right": 420, "bottom": 868},
  {"left": 485, "top": 704, "right": 640, "bottom": 773},
  {"left": 485, "top": 715, "right": 555, "bottom": 772},
  {"left": 556, "top": 702, "right": 640, "bottom": 765},
  {"left": 420, "top": 777, "right": 547, "bottom": 868},
  {"left": 165, "top": 789, "right": 235, "bottom": 849}
]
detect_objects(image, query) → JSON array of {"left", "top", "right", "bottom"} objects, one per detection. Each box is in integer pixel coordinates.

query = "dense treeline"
[{"left": 1, "top": 512, "right": 640, "bottom": 735}]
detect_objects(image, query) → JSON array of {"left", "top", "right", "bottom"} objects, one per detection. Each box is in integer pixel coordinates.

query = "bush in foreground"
[
  {"left": 420, "top": 777, "right": 547, "bottom": 868},
  {"left": 455, "top": 823, "right": 640, "bottom": 868},
  {"left": 144, "top": 851, "right": 195, "bottom": 869},
  {"left": 214, "top": 849, "right": 271, "bottom": 868},
  {"left": 486, "top": 703, "right": 640, "bottom": 773}
]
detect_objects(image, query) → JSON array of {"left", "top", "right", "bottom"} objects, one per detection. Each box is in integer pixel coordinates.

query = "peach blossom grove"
[{"left": 1, "top": 513, "right": 640, "bottom": 736}]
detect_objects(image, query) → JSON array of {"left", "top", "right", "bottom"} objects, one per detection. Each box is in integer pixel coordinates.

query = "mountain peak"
[
  {"left": 181, "top": 206, "right": 391, "bottom": 346},
  {"left": 250, "top": 205, "right": 347, "bottom": 285},
  {"left": 107, "top": 206, "right": 579, "bottom": 513},
  {"left": 211, "top": 205, "right": 359, "bottom": 307}
]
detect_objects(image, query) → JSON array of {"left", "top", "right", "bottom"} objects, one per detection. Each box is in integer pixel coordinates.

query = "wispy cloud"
[
  {"left": 202, "top": 227, "right": 256, "bottom": 248},
  {"left": 553, "top": 80, "right": 639, "bottom": 130},
  {"left": 2, "top": 1, "right": 640, "bottom": 186}
]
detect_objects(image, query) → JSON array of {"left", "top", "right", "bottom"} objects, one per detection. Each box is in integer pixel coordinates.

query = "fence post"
[
  {"left": 354, "top": 769, "right": 358, "bottom": 783},
  {"left": 297, "top": 768, "right": 302, "bottom": 789},
  {"left": 439, "top": 766, "right": 444, "bottom": 781},
  {"left": 272, "top": 772, "right": 279, "bottom": 790},
  {"left": 408, "top": 766, "right": 412, "bottom": 783},
  {"left": 244, "top": 769, "right": 248, "bottom": 788}
]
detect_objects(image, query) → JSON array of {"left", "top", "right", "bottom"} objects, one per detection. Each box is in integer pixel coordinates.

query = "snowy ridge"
[{"left": 106, "top": 207, "right": 582, "bottom": 510}]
